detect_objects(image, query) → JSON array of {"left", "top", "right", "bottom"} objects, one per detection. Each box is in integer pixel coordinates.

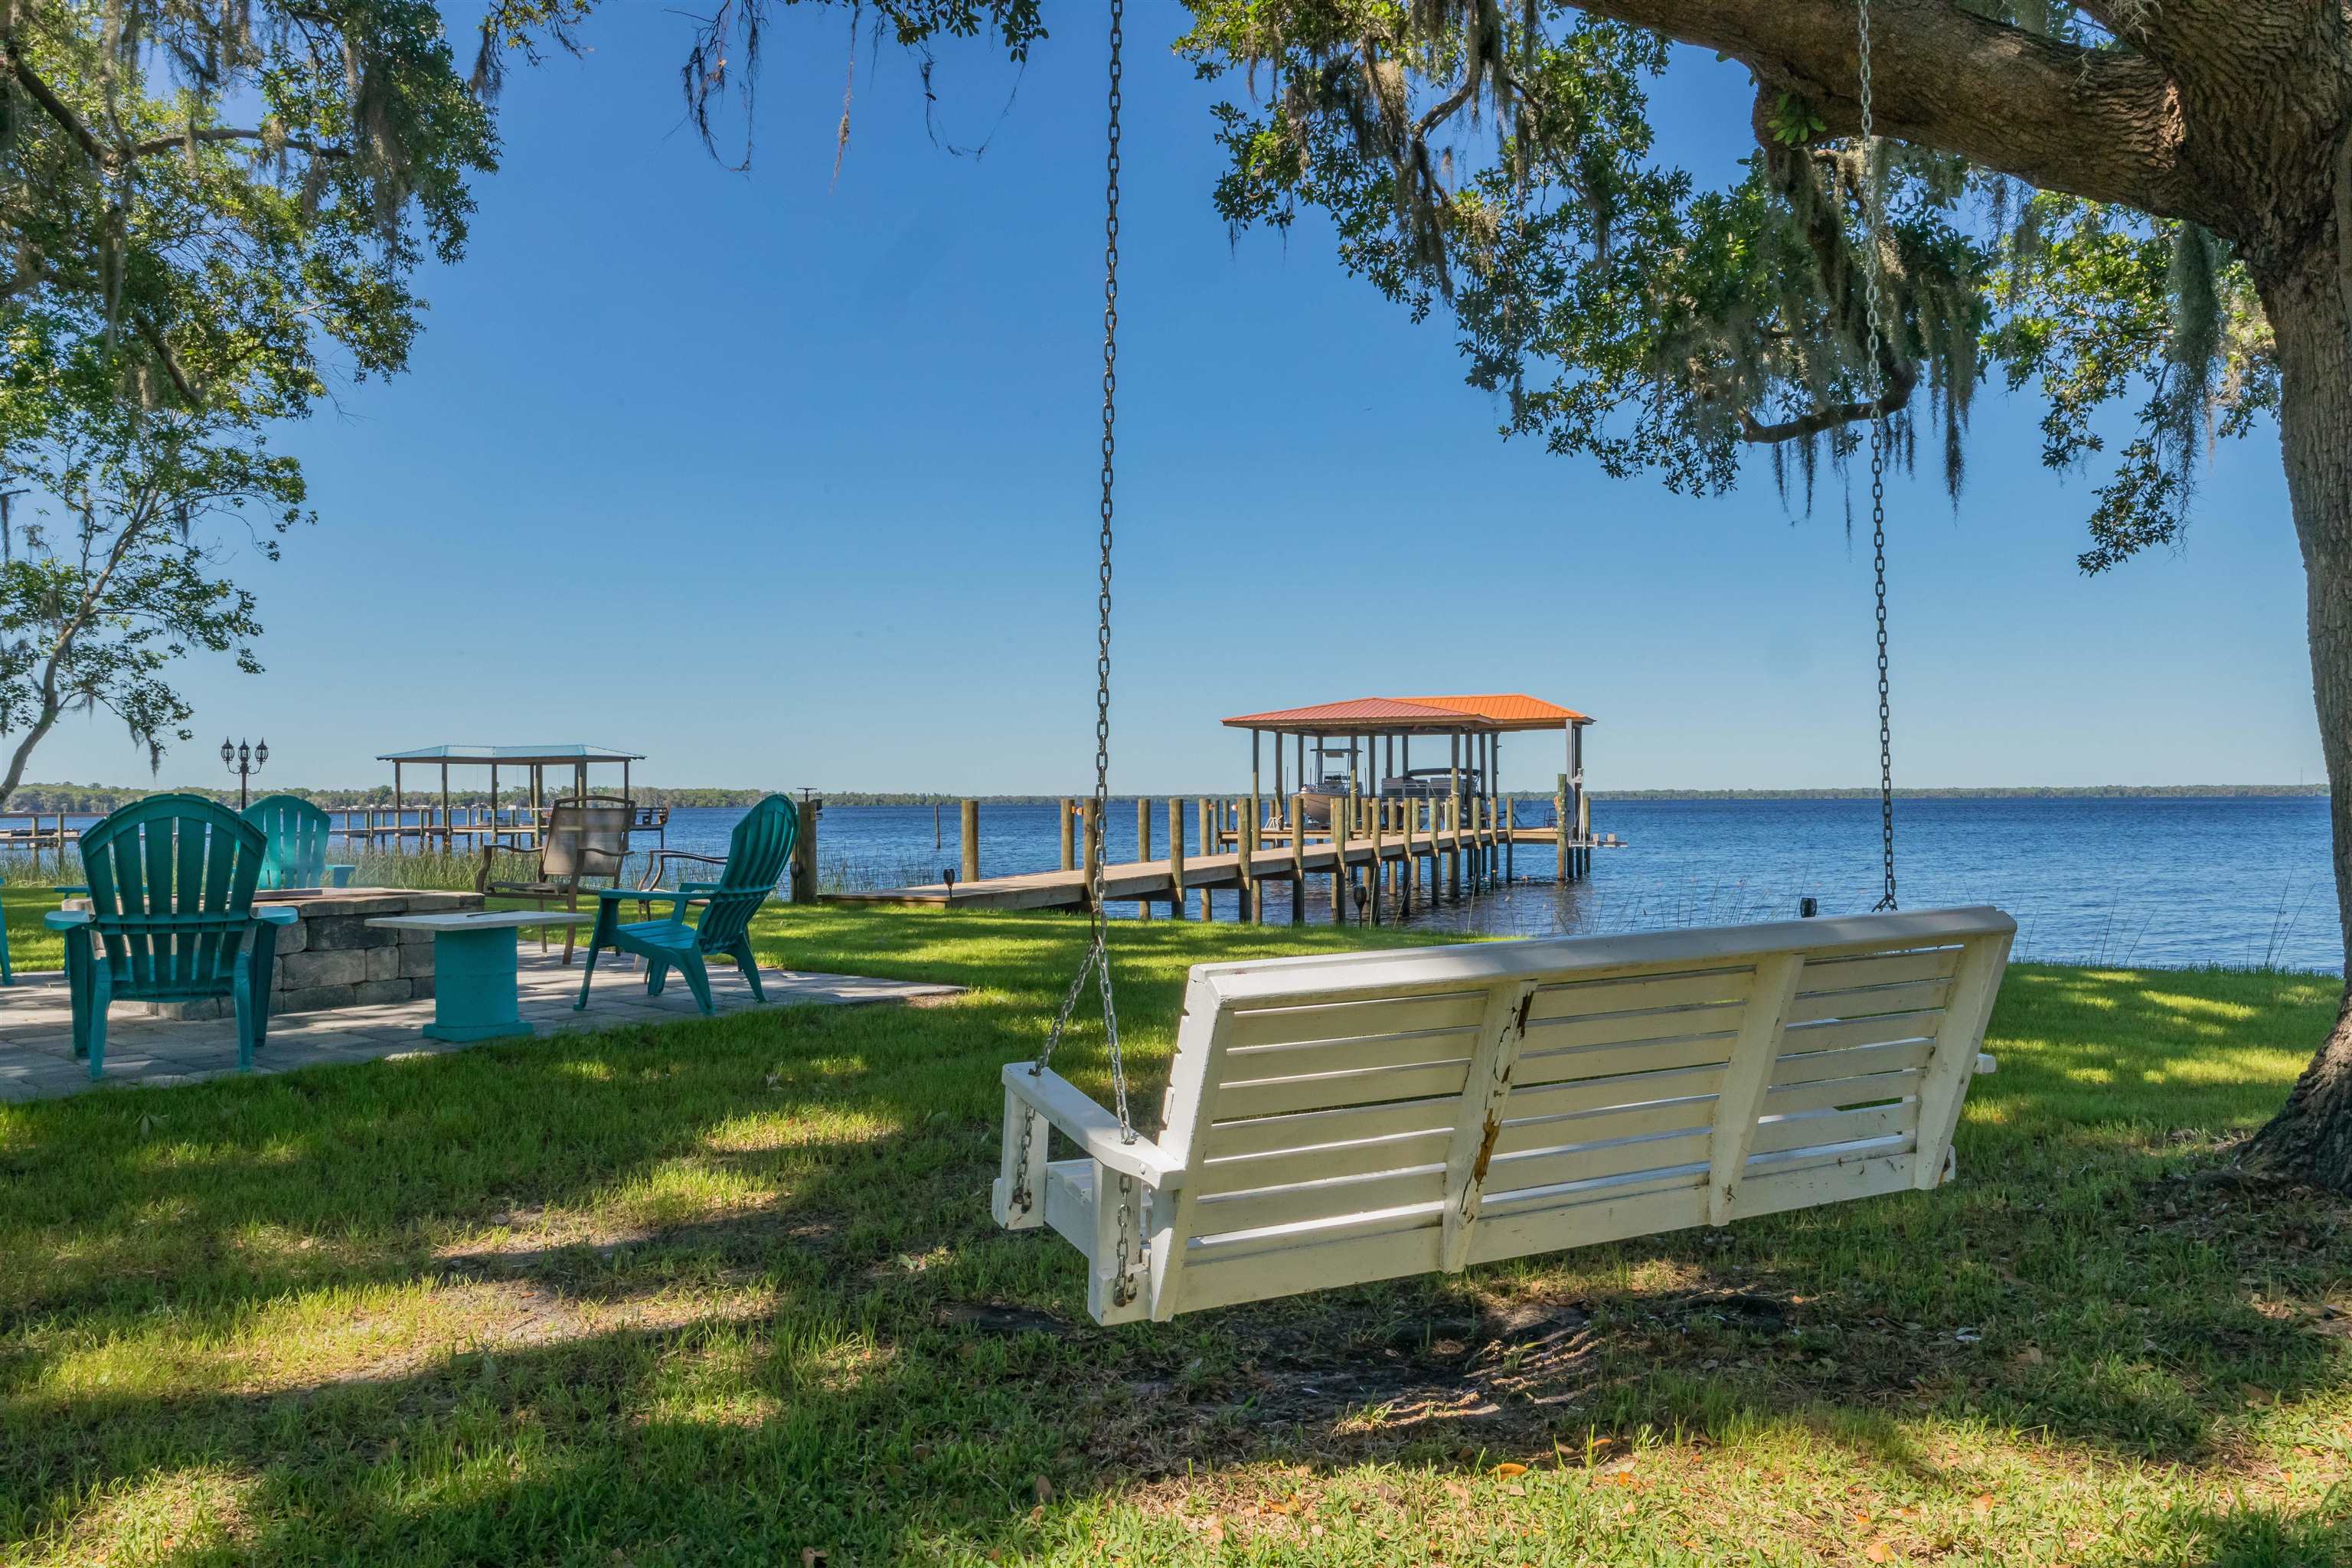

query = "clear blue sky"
[{"left": 31, "top": 5, "right": 2319, "bottom": 795}]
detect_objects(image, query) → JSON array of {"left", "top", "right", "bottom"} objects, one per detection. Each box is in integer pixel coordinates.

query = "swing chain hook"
[
  {"left": 1034, "top": 0, "right": 1136, "bottom": 1152},
  {"left": 1858, "top": 0, "right": 1897, "bottom": 913}
]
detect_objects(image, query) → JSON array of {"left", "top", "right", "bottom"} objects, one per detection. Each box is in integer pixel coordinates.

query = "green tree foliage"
[
  {"left": 1174, "top": 2, "right": 2275, "bottom": 566},
  {"left": 0, "top": 0, "right": 515, "bottom": 786},
  {"left": 0, "top": 390, "right": 281, "bottom": 799}
]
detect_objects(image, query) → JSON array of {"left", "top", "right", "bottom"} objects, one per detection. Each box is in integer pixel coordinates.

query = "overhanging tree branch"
[
  {"left": 128, "top": 317, "right": 202, "bottom": 408},
  {"left": 127, "top": 128, "right": 354, "bottom": 160},
  {"left": 1560, "top": 0, "right": 2212, "bottom": 227},
  {"left": 1721, "top": 99, "right": 1919, "bottom": 445},
  {"left": 2, "top": 35, "right": 112, "bottom": 166},
  {"left": 1736, "top": 390, "right": 1909, "bottom": 443}
]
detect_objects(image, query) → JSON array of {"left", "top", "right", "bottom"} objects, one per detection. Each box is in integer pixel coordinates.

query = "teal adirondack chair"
[
  {"left": 45, "top": 794, "right": 297, "bottom": 1080},
  {"left": 242, "top": 793, "right": 356, "bottom": 890},
  {"left": 574, "top": 794, "right": 798, "bottom": 1016}
]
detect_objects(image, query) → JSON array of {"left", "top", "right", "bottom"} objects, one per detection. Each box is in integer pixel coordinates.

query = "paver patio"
[{"left": 0, "top": 952, "right": 961, "bottom": 1102}]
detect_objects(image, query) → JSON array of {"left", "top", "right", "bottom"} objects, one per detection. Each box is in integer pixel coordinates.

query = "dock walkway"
[{"left": 828, "top": 823, "right": 1615, "bottom": 914}]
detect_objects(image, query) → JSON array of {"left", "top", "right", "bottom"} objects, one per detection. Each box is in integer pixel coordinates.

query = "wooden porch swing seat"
[{"left": 994, "top": 906, "right": 2012, "bottom": 1325}]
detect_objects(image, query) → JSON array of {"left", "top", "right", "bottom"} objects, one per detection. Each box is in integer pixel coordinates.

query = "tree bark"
[
  {"left": 2244, "top": 239, "right": 2352, "bottom": 1189},
  {"left": 0, "top": 702, "right": 63, "bottom": 809},
  {"left": 1566, "top": 0, "right": 2212, "bottom": 224}
]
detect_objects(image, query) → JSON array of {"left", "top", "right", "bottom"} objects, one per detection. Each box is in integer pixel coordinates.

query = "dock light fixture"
[
  {"left": 942, "top": 867, "right": 958, "bottom": 897},
  {"left": 1798, "top": 896, "right": 1818, "bottom": 919}
]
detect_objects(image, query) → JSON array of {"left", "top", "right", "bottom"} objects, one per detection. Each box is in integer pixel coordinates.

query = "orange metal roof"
[
  {"left": 1223, "top": 693, "right": 1591, "bottom": 732},
  {"left": 1394, "top": 694, "right": 1593, "bottom": 729},
  {"left": 1222, "top": 698, "right": 1482, "bottom": 732}
]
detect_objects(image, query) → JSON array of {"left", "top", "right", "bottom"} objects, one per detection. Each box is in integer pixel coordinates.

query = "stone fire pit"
[
  {"left": 66, "top": 887, "right": 498, "bottom": 1019},
  {"left": 258, "top": 888, "right": 489, "bottom": 1015}
]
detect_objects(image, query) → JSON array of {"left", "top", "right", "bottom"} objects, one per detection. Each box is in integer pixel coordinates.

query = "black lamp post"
[{"left": 222, "top": 736, "right": 268, "bottom": 808}]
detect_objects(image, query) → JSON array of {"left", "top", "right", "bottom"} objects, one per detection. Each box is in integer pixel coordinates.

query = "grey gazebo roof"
[{"left": 374, "top": 744, "right": 644, "bottom": 766}]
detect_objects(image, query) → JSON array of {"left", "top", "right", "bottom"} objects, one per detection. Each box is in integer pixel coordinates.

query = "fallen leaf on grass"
[
  {"left": 1970, "top": 1494, "right": 1995, "bottom": 1520},
  {"left": 1494, "top": 1461, "right": 1529, "bottom": 1478},
  {"left": 1033, "top": 1475, "right": 1053, "bottom": 1504},
  {"left": 1864, "top": 1542, "right": 1894, "bottom": 1563}
]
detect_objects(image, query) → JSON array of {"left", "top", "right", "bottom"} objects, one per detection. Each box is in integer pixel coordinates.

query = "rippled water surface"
[{"left": 656, "top": 795, "right": 2338, "bottom": 972}]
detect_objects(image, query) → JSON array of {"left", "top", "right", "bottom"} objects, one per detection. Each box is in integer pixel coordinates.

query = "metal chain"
[
  {"left": 1033, "top": 0, "right": 1135, "bottom": 1158},
  {"left": 1858, "top": 0, "right": 1897, "bottom": 913},
  {"left": 1114, "top": 1173, "right": 1136, "bottom": 1308},
  {"left": 1011, "top": 1111, "right": 1036, "bottom": 1214}
]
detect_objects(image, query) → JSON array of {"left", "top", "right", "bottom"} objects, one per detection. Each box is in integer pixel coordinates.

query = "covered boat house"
[{"left": 1220, "top": 693, "right": 1593, "bottom": 832}]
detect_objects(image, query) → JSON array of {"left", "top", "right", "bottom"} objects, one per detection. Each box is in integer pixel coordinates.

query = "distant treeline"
[
  {"left": 0, "top": 783, "right": 806, "bottom": 812},
  {"left": 1590, "top": 785, "right": 2329, "bottom": 800},
  {"left": 0, "top": 782, "right": 2326, "bottom": 814}
]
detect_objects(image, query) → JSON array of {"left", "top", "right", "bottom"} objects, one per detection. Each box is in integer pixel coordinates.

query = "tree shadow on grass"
[
  {"left": 0, "top": 906, "right": 1400, "bottom": 1330},
  {"left": 6, "top": 1262, "right": 2341, "bottom": 1567},
  {"left": 2, "top": 920, "right": 2347, "bottom": 1561}
]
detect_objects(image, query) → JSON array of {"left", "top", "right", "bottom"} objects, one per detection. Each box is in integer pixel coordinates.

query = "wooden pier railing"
[{"left": 826, "top": 792, "right": 1620, "bottom": 921}]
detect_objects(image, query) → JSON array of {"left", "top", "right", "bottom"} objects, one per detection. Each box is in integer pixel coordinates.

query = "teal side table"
[{"left": 364, "top": 910, "right": 592, "bottom": 1043}]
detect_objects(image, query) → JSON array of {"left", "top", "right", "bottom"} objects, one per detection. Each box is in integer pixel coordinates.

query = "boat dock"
[
  {"left": 827, "top": 796, "right": 1620, "bottom": 921},
  {"left": 825, "top": 691, "right": 1613, "bottom": 923}
]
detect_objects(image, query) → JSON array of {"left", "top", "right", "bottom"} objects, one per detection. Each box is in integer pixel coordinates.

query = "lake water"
[
  {"left": 648, "top": 795, "right": 2342, "bottom": 974},
  {"left": 18, "top": 795, "right": 2333, "bottom": 972}
]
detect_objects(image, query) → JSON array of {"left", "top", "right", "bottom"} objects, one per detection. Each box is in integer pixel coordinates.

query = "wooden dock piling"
[
  {"left": 1197, "top": 799, "right": 1214, "bottom": 919},
  {"left": 960, "top": 799, "right": 981, "bottom": 885},
  {"left": 1080, "top": 799, "right": 1102, "bottom": 912},
  {"left": 1557, "top": 773, "right": 1570, "bottom": 882},
  {"left": 1249, "top": 793, "right": 1266, "bottom": 922},
  {"left": 790, "top": 801, "right": 818, "bottom": 903},
  {"left": 1289, "top": 791, "right": 1307, "bottom": 923},
  {"left": 1331, "top": 807, "right": 1348, "bottom": 923},
  {"left": 1167, "top": 799, "right": 1186, "bottom": 918},
  {"left": 1135, "top": 798, "right": 1153, "bottom": 921}
]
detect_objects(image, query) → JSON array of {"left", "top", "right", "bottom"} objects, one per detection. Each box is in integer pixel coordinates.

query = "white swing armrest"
[
  {"left": 1975, "top": 1053, "right": 1997, "bottom": 1074},
  {"left": 1001, "top": 1063, "right": 1186, "bottom": 1191}
]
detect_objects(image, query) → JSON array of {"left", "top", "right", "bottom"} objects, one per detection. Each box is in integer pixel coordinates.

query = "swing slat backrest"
[
  {"left": 996, "top": 906, "right": 2012, "bottom": 1324},
  {"left": 79, "top": 794, "right": 270, "bottom": 1000},
  {"left": 688, "top": 795, "right": 798, "bottom": 952},
  {"left": 242, "top": 793, "right": 335, "bottom": 890}
]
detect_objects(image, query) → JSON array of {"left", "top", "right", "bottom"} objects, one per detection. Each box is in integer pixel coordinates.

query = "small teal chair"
[
  {"left": 242, "top": 792, "right": 356, "bottom": 889},
  {"left": 45, "top": 794, "right": 296, "bottom": 1079},
  {"left": 575, "top": 795, "right": 798, "bottom": 1016}
]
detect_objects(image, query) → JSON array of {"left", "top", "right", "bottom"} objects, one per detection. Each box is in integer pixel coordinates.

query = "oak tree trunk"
[{"left": 2244, "top": 238, "right": 2352, "bottom": 1190}]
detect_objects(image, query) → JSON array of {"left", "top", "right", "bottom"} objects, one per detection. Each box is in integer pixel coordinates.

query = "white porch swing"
[{"left": 992, "top": 0, "right": 2013, "bottom": 1325}]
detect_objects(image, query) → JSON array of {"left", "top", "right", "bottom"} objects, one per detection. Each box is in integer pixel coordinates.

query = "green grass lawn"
[{"left": 1, "top": 905, "right": 2347, "bottom": 1566}]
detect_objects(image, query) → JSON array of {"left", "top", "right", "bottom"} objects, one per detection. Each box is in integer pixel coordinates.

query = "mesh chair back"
[{"left": 541, "top": 796, "right": 632, "bottom": 882}]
